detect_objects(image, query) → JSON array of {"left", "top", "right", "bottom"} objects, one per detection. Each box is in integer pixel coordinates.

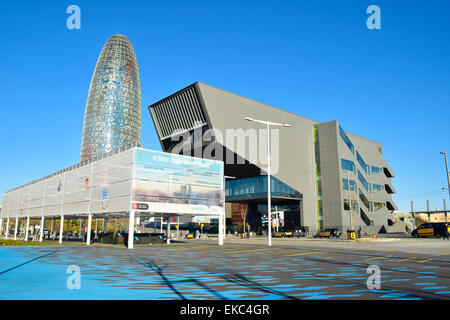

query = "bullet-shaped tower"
[{"left": 80, "top": 34, "right": 141, "bottom": 162}]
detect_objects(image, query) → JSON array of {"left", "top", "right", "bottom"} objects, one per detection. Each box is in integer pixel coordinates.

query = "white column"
[
  {"left": 14, "top": 217, "right": 18, "bottom": 240},
  {"left": 0, "top": 217, "right": 2, "bottom": 237},
  {"left": 59, "top": 215, "right": 64, "bottom": 244},
  {"left": 25, "top": 216, "right": 30, "bottom": 241},
  {"left": 160, "top": 217, "right": 163, "bottom": 233},
  {"left": 86, "top": 213, "right": 92, "bottom": 245},
  {"left": 39, "top": 216, "right": 45, "bottom": 242},
  {"left": 128, "top": 211, "right": 135, "bottom": 249},
  {"left": 223, "top": 210, "right": 227, "bottom": 238},
  {"left": 267, "top": 122, "right": 272, "bottom": 246},
  {"left": 166, "top": 216, "right": 171, "bottom": 244},
  {"left": 5, "top": 218, "right": 10, "bottom": 240},
  {"left": 219, "top": 212, "right": 224, "bottom": 246}
]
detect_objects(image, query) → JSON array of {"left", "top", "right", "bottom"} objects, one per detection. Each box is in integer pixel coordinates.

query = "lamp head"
[{"left": 245, "top": 117, "right": 254, "bottom": 122}]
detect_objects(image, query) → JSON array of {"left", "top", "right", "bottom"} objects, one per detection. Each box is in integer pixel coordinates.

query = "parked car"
[
  {"left": 411, "top": 223, "right": 450, "bottom": 238},
  {"left": 273, "top": 231, "right": 285, "bottom": 238},
  {"left": 293, "top": 228, "right": 307, "bottom": 237},
  {"left": 272, "top": 228, "right": 306, "bottom": 238},
  {"left": 283, "top": 231, "right": 294, "bottom": 238},
  {"left": 316, "top": 228, "right": 341, "bottom": 238}
]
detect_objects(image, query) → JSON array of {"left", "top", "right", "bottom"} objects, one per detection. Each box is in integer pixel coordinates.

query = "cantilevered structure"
[{"left": 148, "top": 82, "right": 397, "bottom": 235}]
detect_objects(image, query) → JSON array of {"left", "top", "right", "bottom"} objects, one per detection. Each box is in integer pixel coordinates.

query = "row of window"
[
  {"left": 225, "top": 176, "right": 302, "bottom": 200},
  {"left": 339, "top": 125, "right": 354, "bottom": 154},
  {"left": 338, "top": 127, "right": 386, "bottom": 202},
  {"left": 342, "top": 179, "right": 386, "bottom": 195},
  {"left": 358, "top": 170, "right": 370, "bottom": 192},
  {"left": 343, "top": 193, "right": 387, "bottom": 213},
  {"left": 342, "top": 158, "right": 383, "bottom": 176},
  {"left": 341, "top": 157, "right": 385, "bottom": 195},
  {"left": 357, "top": 152, "right": 370, "bottom": 175}
]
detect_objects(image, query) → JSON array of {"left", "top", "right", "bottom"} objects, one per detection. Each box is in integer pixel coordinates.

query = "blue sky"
[{"left": 0, "top": 0, "right": 449, "bottom": 212}]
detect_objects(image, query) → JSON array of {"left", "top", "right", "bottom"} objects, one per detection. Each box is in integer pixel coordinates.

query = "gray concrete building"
[{"left": 148, "top": 82, "right": 397, "bottom": 235}]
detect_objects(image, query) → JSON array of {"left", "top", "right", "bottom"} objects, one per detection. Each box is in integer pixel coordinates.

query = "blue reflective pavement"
[{"left": 0, "top": 242, "right": 449, "bottom": 300}]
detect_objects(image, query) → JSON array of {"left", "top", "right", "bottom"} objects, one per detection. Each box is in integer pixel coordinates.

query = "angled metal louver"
[{"left": 149, "top": 86, "right": 207, "bottom": 140}]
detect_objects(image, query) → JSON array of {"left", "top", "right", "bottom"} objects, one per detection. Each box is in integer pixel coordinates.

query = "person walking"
[{"left": 443, "top": 225, "right": 449, "bottom": 240}]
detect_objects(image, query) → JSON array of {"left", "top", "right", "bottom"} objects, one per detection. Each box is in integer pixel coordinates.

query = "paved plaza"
[{"left": 1, "top": 237, "right": 449, "bottom": 300}]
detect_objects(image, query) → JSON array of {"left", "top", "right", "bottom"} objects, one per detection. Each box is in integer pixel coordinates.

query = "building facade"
[
  {"left": 80, "top": 34, "right": 141, "bottom": 162},
  {"left": 148, "top": 82, "right": 397, "bottom": 234}
]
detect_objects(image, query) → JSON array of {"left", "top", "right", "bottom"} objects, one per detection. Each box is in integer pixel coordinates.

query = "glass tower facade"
[{"left": 80, "top": 34, "right": 141, "bottom": 162}]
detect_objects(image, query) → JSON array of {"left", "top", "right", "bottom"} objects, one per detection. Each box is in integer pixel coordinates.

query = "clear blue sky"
[{"left": 0, "top": 0, "right": 449, "bottom": 212}]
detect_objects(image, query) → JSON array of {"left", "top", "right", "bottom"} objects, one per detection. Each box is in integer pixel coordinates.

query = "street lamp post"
[
  {"left": 245, "top": 117, "right": 290, "bottom": 246},
  {"left": 347, "top": 171, "right": 352, "bottom": 230},
  {"left": 223, "top": 175, "right": 235, "bottom": 244},
  {"left": 440, "top": 152, "right": 450, "bottom": 200}
]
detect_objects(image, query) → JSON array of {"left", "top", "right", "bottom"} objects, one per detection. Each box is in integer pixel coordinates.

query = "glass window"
[
  {"left": 358, "top": 170, "right": 371, "bottom": 192},
  {"left": 372, "top": 184, "right": 384, "bottom": 193},
  {"left": 339, "top": 125, "right": 354, "bottom": 154},
  {"left": 356, "top": 152, "right": 370, "bottom": 175},
  {"left": 371, "top": 166, "right": 382, "bottom": 175},
  {"left": 359, "top": 189, "right": 370, "bottom": 209},
  {"left": 344, "top": 199, "right": 358, "bottom": 212},
  {"left": 372, "top": 202, "right": 385, "bottom": 211},
  {"left": 342, "top": 178, "right": 357, "bottom": 191},
  {"left": 341, "top": 159, "right": 355, "bottom": 172},
  {"left": 225, "top": 176, "right": 302, "bottom": 201}
]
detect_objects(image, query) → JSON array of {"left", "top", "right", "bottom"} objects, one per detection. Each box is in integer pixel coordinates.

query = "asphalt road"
[{"left": 0, "top": 237, "right": 449, "bottom": 300}]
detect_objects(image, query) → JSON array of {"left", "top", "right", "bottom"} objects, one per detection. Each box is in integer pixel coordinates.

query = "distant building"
[
  {"left": 80, "top": 34, "right": 141, "bottom": 162},
  {"left": 148, "top": 82, "right": 398, "bottom": 234},
  {"left": 393, "top": 212, "right": 449, "bottom": 229}
]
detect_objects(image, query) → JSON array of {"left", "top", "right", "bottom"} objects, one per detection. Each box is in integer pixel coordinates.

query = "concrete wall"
[{"left": 317, "top": 121, "right": 343, "bottom": 229}]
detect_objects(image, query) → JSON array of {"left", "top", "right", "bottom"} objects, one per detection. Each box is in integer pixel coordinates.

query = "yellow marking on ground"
[
  {"left": 396, "top": 257, "right": 416, "bottom": 262},
  {"left": 245, "top": 249, "right": 279, "bottom": 255},
  {"left": 260, "top": 249, "right": 306, "bottom": 256},
  {"left": 221, "top": 248, "right": 272, "bottom": 254},
  {"left": 418, "top": 259, "right": 433, "bottom": 263},
  {"left": 364, "top": 255, "right": 392, "bottom": 261},
  {"left": 284, "top": 251, "right": 324, "bottom": 257}
]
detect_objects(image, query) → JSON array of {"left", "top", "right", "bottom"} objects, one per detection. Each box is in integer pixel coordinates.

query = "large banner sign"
[
  {"left": 1, "top": 147, "right": 224, "bottom": 218},
  {"left": 132, "top": 149, "right": 224, "bottom": 215}
]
